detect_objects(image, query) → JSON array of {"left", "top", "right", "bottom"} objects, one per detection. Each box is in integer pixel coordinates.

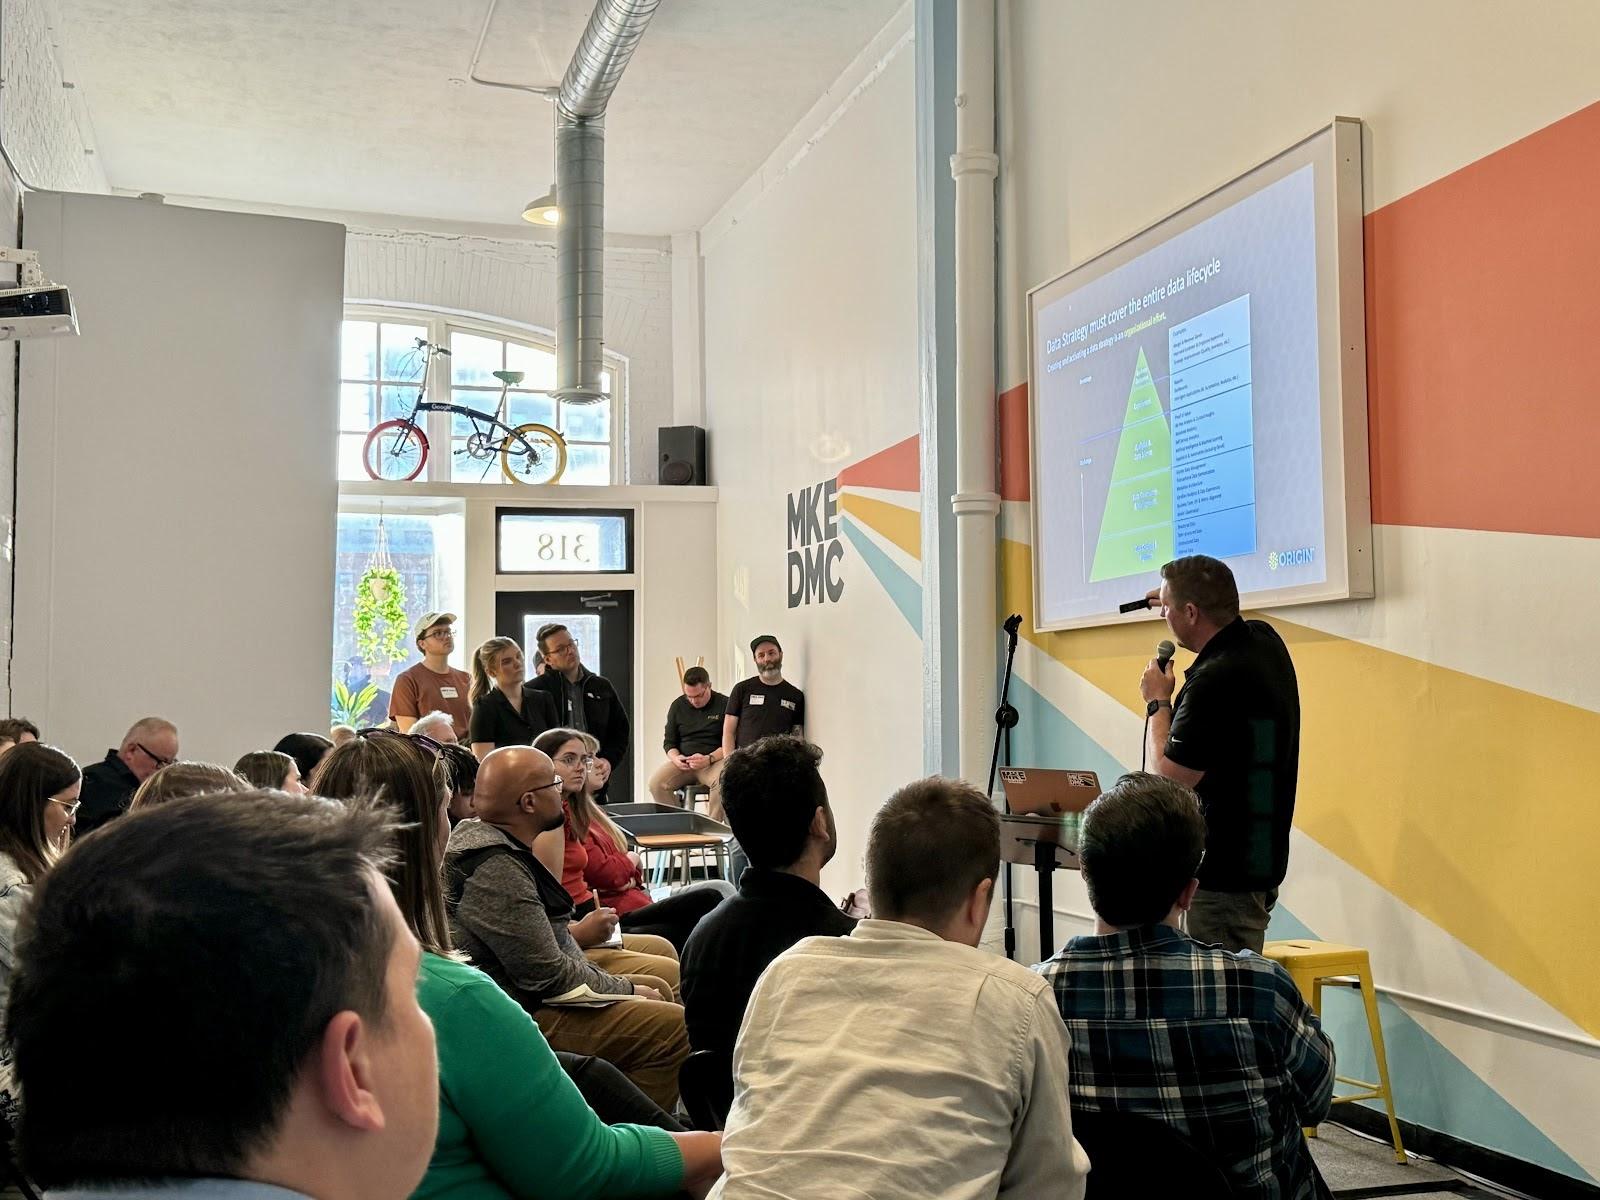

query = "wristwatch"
[{"left": 1146, "top": 699, "right": 1171, "bottom": 716}]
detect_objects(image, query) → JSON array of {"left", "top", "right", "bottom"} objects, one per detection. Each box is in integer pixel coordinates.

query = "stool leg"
[
  {"left": 1358, "top": 972, "right": 1406, "bottom": 1163},
  {"left": 1303, "top": 974, "right": 1324, "bottom": 1139}
]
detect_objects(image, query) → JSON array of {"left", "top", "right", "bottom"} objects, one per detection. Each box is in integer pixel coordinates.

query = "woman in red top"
[{"left": 534, "top": 727, "right": 726, "bottom": 953}]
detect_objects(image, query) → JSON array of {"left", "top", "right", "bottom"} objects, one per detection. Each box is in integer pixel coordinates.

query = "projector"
[{"left": 0, "top": 248, "right": 79, "bottom": 339}]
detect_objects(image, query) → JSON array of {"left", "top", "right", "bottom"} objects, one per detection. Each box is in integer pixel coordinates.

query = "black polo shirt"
[
  {"left": 467, "top": 685, "right": 560, "bottom": 751},
  {"left": 681, "top": 867, "right": 856, "bottom": 1055},
  {"left": 663, "top": 691, "right": 729, "bottom": 756},
  {"left": 1165, "top": 617, "right": 1300, "bottom": 894},
  {"left": 726, "top": 677, "right": 805, "bottom": 748}
]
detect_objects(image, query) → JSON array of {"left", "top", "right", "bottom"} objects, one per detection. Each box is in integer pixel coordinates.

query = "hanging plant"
[{"left": 353, "top": 564, "right": 408, "bottom": 667}]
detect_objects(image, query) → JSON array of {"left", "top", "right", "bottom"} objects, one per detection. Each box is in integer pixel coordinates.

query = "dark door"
[{"left": 497, "top": 589, "right": 636, "bottom": 803}]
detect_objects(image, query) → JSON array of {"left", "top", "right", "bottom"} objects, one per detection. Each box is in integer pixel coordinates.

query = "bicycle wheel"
[
  {"left": 363, "top": 420, "right": 429, "bottom": 481},
  {"left": 501, "top": 423, "right": 567, "bottom": 485}
]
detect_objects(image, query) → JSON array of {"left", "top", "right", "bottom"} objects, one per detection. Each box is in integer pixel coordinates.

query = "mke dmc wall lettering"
[{"left": 786, "top": 478, "right": 844, "bottom": 607}]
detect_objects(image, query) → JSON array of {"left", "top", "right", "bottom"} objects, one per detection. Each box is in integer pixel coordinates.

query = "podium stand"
[{"left": 998, "top": 766, "right": 1100, "bottom": 962}]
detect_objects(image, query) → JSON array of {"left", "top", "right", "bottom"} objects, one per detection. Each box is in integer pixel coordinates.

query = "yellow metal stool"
[{"left": 1263, "top": 939, "right": 1406, "bottom": 1163}]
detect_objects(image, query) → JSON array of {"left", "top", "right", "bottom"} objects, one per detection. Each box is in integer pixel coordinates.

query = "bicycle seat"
[{"left": 492, "top": 370, "right": 525, "bottom": 386}]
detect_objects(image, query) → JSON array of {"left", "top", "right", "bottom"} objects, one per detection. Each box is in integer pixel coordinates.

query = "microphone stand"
[{"left": 987, "top": 614, "right": 1023, "bottom": 960}]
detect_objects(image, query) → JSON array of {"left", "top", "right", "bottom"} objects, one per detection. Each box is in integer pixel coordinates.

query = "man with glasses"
[
  {"left": 390, "top": 612, "right": 474, "bottom": 740},
  {"left": 77, "top": 716, "right": 180, "bottom": 837},
  {"left": 529, "top": 623, "right": 630, "bottom": 803}
]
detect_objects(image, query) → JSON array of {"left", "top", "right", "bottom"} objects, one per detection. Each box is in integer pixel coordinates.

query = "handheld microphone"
[
  {"left": 1119, "top": 597, "right": 1154, "bottom": 614},
  {"left": 1155, "top": 639, "right": 1175, "bottom": 674}
]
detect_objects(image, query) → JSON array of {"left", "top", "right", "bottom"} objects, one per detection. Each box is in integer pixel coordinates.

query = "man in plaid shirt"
[{"left": 1035, "top": 773, "right": 1335, "bottom": 1200}]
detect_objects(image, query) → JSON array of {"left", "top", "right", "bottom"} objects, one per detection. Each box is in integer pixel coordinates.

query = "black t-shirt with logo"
[
  {"left": 663, "top": 691, "right": 730, "bottom": 756},
  {"left": 1164, "top": 617, "right": 1300, "bottom": 894},
  {"left": 726, "top": 677, "right": 806, "bottom": 748}
]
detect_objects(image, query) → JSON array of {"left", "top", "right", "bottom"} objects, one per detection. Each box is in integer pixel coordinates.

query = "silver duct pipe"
[{"left": 554, "top": 0, "right": 662, "bottom": 403}]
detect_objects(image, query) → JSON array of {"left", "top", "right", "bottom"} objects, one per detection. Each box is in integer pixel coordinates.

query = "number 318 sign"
[{"left": 500, "top": 514, "right": 628, "bottom": 573}]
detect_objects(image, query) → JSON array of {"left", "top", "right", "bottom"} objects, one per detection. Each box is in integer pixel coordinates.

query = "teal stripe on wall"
[{"left": 840, "top": 514, "right": 921, "bottom": 633}]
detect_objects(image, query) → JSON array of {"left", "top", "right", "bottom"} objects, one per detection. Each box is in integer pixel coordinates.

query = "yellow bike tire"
[{"left": 501, "top": 422, "right": 568, "bottom": 485}]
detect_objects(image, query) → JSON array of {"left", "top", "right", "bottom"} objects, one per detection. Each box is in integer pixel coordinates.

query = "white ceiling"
[{"left": 48, "top": 0, "right": 903, "bottom": 236}]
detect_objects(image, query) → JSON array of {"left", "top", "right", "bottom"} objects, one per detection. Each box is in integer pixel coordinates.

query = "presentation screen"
[{"left": 1027, "top": 120, "right": 1372, "bottom": 632}]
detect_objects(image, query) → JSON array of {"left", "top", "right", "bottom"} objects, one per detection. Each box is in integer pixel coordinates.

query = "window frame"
[
  {"left": 495, "top": 506, "right": 637, "bottom": 576},
  {"left": 341, "top": 304, "right": 628, "bottom": 486}
]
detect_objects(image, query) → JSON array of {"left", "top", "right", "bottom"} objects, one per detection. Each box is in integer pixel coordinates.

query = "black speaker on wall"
[{"left": 658, "top": 425, "right": 707, "bottom": 485}]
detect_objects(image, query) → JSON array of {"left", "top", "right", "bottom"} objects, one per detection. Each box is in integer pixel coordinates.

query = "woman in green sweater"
[{"left": 312, "top": 731, "right": 723, "bottom": 1199}]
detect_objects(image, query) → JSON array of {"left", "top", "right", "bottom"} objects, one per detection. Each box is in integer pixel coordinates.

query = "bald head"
[{"left": 473, "top": 746, "right": 561, "bottom": 834}]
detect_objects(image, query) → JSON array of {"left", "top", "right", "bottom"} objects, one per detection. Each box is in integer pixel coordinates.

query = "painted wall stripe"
[
  {"left": 841, "top": 514, "right": 922, "bottom": 632},
  {"left": 838, "top": 490, "right": 922, "bottom": 561},
  {"left": 835, "top": 432, "right": 920, "bottom": 492}
]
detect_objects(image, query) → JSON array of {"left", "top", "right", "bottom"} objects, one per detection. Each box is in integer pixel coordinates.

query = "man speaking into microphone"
[{"left": 1137, "top": 555, "right": 1300, "bottom": 954}]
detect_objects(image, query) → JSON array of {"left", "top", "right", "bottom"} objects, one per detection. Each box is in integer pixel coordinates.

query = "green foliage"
[
  {"left": 330, "top": 680, "right": 380, "bottom": 726},
  {"left": 352, "top": 564, "right": 409, "bottom": 667}
]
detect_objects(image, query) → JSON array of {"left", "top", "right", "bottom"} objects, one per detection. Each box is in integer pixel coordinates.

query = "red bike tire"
[{"left": 362, "top": 420, "right": 429, "bottom": 482}]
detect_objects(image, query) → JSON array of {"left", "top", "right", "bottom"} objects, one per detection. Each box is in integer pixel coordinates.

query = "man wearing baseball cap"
[
  {"left": 389, "top": 612, "right": 474, "bottom": 739},
  {"left": 721, "top": 635, "right": 806, "bottom": 761}
]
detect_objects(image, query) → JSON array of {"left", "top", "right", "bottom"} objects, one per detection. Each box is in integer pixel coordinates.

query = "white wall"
[
  {"left": 702, "top": 9, "right": 921, "bottom": 895},
  {"left": 15, "top": 192, "right": 343, "bottom": 765},
  {"left": 345, "top": 225, "right": 673, "bottom": 484}
]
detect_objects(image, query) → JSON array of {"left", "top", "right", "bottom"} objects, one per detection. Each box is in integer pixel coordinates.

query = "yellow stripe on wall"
[
  {"left": 839, "top": 491, "right": 921, "bottom": 561},
  {"left": 1000, "top": 538, "right": 1600, "bottom": 1036}
]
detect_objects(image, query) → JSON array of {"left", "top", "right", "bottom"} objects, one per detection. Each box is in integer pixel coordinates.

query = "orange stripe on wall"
[
  {"left": 836, "top": 434, "right": 919, "bottom": 493},
  {"left": 1366, "top": 99, "right": 1600, "bottom": 538},
  {"left": 998, "top": 383, "right": 1030, "bottom": 501}
]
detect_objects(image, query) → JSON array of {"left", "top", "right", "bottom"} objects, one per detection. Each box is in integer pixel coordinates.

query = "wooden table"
[{"left": 633, "top": 832, "right": 731, "bottom": 887}]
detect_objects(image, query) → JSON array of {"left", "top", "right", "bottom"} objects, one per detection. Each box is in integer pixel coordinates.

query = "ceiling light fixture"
[{"left": 521, "top": 186, "right": 559, "bottom": 225}]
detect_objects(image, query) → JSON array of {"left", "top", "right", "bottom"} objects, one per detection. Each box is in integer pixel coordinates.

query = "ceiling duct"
[{"left": 553, "top": 0, "right": 661, "bottom": 404}]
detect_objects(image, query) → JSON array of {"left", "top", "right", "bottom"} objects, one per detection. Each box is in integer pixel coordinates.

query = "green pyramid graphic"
[{"left": 1089, "top": 347, "right": 1172, "bottom": 581}]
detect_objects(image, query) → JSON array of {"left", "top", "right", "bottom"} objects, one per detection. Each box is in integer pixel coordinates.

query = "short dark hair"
[
  {"left": 1079, "top": 773, "right": 1206, "bottom": 928},
  {"left": 719, "top": 737, "right": 825, "bottom": 870},
  {"left": 682, "top": 666, "right": 711, "bottom": 688},
  {"left": 1160, "top": 555, "right": 1240, "bottom": 623},
  {"left": 439, "top": 742, "right": 479, "bottom": 795},
  {"left": 273, "top": 732, "right": 334, "bottom": 783},
  {"left": 866, "top": 778, "right": 999, "bottom": 925},
  {"left": 6, "top": 792, "right": 399, "bottom": 1186},
  {"left": 0, "top": 717, "right": 40, "bottom": 743},
  {"left": 535, "top": 623, "right": 569, "bottom": 653}
]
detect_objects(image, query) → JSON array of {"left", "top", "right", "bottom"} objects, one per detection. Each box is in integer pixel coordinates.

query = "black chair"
[
  {"left": 1072, "top": 1109, "right": 1235, "bottom": 1199},
  {"left": 678, "top": 1048, "right": 734, "bottom": 1131}
]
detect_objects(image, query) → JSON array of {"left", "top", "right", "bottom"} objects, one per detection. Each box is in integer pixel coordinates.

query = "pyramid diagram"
[{"left": 1089, "top": 347, "right": 1173, "bottom": 581}]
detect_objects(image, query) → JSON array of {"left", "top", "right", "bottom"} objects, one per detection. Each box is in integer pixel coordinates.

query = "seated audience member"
[
  {"left": 392, "top": 613, "right": 473, "bottom": 738},
  {"left": 0, "top": 718, "right": 40, "bottom": 757},
  {"left": 330, "top": 723, "right": 359, "bottom": 746},
  {"left": 648, "top": 667, "right": 728, "bottom": 809},
  {"left": 709, "top": 777, "right": 1088, "bottom": 1200},
  {"left": 0, "top": 744, "right": 79, "bottom": 1006},
  {"left": 234, "top": 749, "right": 309, "bottom": 793},
  {"left": 318, "top": 728, "right": 722, "bottom": 1197},
  {"left": 411, "top": 710, "right": 460, "bottom": 744},
  {"left": 1034, "top": 772, "right": 1335, "bottom": 1200},
  {"left": 445, "top": 746, "right": 690, "bottom": 1110},
  {"left": 77, "top": 716, "right": 180, "bottom": 836},
  {"left": 128, "top": 762, "right": 249, "bottom": 811},
  {"left": 535, "top": 728, "right": 724, "bottom": 956},
  {"left": 438, "top": 742, "right": 480, "bottom": 825},
  {"left": 469, "top": 637, "right": 560, "bottom": 760},
  {"left": 681, "top": 738, "right": 853, "bottom": 1057},
  {"left": 276, "top": 730, "right": 336, "bottom": 782},
  {"left": 4, "top": 790, "right": 439, "bottom": 1198}
]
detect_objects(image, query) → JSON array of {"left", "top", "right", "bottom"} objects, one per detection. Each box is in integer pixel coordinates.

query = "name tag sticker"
[
  {"left": 748, "top": 695, "right": 765, "bottom": 706},
  {"left": 781, "top": 699, "right": 796, "bottom": 710},
  {"left": 439, "top": 687, "right": 459, "bottom": 699}
]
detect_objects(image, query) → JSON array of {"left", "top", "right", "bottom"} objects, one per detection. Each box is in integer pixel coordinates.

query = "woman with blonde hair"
[
  {"left": 533, "top": 728, "right": 725, "bottom": 957},
  {"left": 468, "top": 637, "right": 559, "bottom": 760},
  {"left": 314, "top": 727, "right": 722, "bottom": 1198},
  {"left": 128, "top": 761, "right": 248, "bottom": 811}
]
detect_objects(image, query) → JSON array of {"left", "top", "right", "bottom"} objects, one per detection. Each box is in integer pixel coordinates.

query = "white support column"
[
  {"left": 670, "top": 230, "right": 706, "bottom": 428},
  {"left": 952, "top": 0, "right": 1000, "bottom": 787}
]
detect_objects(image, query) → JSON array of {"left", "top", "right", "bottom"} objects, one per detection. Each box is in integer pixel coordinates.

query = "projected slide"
[{"left": 1033, "top": 163, "right": 1327, "bottom": 627}]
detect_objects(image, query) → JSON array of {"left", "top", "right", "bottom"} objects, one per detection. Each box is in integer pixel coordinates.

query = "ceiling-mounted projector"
[{"left": 0, "top": 247, "right": 77, "bottom": 339}]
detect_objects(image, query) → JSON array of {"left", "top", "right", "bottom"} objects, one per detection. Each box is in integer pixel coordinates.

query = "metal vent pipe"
[{"left": 553, "top": 0, "right": 661, "bottom": 403}]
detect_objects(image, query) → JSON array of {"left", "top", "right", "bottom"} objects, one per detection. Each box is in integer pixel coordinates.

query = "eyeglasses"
[
  {"left": 546, "top": 640, "right": 578, "bottom": 655},
  {"left": 529, "top": 776, "right": 564, "bottom": 794},
  {"left": 136, "top": 743, "right": 177, "bottom": 769},
  {"left": 358, "top": 728, "right": 445, "bottom": 761},
  {"left": 552, "top": 753, "right": 595, "bottom": 768},
  {"left": 426, "top": 627, "right": 455, "bottom": 640},
  {"left": 48, "top": 796, "right": 81, "bottom": 817}
]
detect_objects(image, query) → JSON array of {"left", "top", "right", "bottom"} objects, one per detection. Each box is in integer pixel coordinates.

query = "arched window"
[{"left": 338, "top": 307, "right": 625, "bottom": 485}]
